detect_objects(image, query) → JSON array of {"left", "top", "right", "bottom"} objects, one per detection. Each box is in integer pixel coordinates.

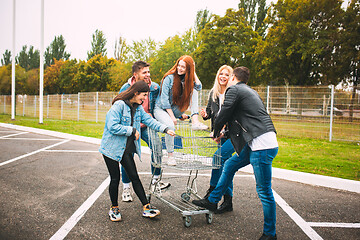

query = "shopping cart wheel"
[
  {"left": 181, "top": 192, "right": 190, "bottom": 202},
  {"left": 183, "top": 216, "right": 192, "bottom": 227},
  {"left": 206, "top": 213, "right": 213, "bottom": 224}
]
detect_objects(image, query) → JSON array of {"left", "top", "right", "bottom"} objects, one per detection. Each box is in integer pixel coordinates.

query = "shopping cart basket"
[{"left": 147, "top": 121, "right": 221, "bottom": 227}]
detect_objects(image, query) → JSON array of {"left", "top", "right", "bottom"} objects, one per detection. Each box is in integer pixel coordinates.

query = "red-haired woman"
[{"left": 154, "top": 55, "right": 203, "bottom": 166}]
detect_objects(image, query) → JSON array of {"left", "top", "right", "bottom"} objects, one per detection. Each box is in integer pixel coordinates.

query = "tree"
[
  {"left": 1, "top": 50, "right": 11, "bottom": 66},
  {"left": 87, "top": 29, "right": 107, "bottom": 60},
  {"left": 44, "top": 59, "right": 65, "bottom": 94},
  {"left": 238, "top": 0, "right": 268, "bottom": 37},
  {"left": 0, "top": 65, "right": 26, "bottom": 94},
  {"left": 16, "top": 46, "right": 29, "bottom": 70},
  {"left": 254, "top": 0, "right": 344, "bottom": 86},
  {"left": 59, "top": 59, "right": 79, "bottom": 93},
  {"left": 127, "top": 38, "right": 157, "bottom": 63},
  {"left": 114, "top": 36, "right": 129, "bottom": 62},
  {"left": 45, "top": 35, "right": 71, "bottom": 67},
  {"left": 28, "top": 46, "right": 40, "bottom": 70},
  {"left": 75, "top": 55, "right": 116, "bottom": 92},
  {"left": 194, "top": 9, "right": 261, "bottom": 88}
]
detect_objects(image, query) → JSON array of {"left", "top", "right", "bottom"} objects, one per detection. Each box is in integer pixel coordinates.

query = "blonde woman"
[{"left": 199, "top": 65, "right": 235, "bottom": 214}]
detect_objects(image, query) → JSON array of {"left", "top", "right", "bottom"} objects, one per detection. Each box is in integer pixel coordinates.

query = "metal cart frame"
[{"left": 147, "top": 121, "right": 221, "bottom": 227}]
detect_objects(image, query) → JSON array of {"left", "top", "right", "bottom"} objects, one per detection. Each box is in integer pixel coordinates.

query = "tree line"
[{"left": 0, "top": 0, "right": 358, "bottom": 95}]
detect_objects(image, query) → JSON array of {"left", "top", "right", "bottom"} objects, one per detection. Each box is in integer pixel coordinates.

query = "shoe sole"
[
  {"left": 109, "top": 215, "right": 122, "bottom": 221},
  {"left": 143, "top": 212, "right": 160, "bottom": 218}
]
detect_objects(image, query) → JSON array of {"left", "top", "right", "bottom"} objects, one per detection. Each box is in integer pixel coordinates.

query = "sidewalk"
[{"left": 1, "top": 122, "right": 359, "bottom": 194}]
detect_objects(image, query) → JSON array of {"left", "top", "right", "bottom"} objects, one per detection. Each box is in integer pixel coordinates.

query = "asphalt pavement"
[{"left": 0, "top": 123, "right": 359, "bottom": 240}]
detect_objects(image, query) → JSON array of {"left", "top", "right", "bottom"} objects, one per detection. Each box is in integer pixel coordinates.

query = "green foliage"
[
  {"left": 76, "top": 54, "right": 117, "bottom": 92},
  {"left": 59, "top": 59, "right": 79, "bottom": 93},
  {"left": 0, "top": 65, "right": 27, "bottom": 94},
  {"left": 107, "top": 60, "right": 132, "bottom": 91},
  {"left": 127, "top": 38, "right": 157, "bottom": 63},
  {"left": 1, "top": 50, "right": 12, "bottom": 66},
  {"left": 194, "top": 9, "right": 261, "bottom": 88},
  {"left": 238, "top": 0, "right": 268, "bottom": 37},
  {"left": 254, "top": 0, "right": 346, "bottom": 86},
  {"left": 87, "top": 29, "right": 107, "bottom": 60},
  {"left": 114, "top": 36, "right": 129, "bottom": 62},
  {"left": 45, "top": 35, "right": 71, "bottom": 67}
]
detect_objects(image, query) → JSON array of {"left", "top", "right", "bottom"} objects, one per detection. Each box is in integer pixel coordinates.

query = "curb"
[{"left": 1, "top": 122, "right": 359, "bottom": 194}]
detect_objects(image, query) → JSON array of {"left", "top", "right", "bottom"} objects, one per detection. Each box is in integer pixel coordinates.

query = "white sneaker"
[
  {"left": 192, "top": 122, "right": 208, "bottom": 130},
  {"left": 122, "top": 187, "right": 133, "bottom": 202},
  {"left": 167, "top": 156, "right": 177, "bottom": 166}
]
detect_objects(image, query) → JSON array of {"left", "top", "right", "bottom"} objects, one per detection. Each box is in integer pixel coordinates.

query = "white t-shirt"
[
  {"left": 218, "top": 93, "right": 224, "bottom": 112},
  {"left": 249, "top": 131, "right": 278, "bottom": 151}
]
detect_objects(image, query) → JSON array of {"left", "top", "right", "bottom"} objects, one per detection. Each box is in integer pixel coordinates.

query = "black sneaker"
[
  {"left": 259, "top": 233, "right": 277, "bottom": 240},
  {"left": 192, "top": 198, "right": 217, "bottom": 211}
]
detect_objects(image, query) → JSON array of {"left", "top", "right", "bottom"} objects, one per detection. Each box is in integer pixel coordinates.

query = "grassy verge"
[{"left": 1, "top": 114, "right": 359, "bottom": 181}]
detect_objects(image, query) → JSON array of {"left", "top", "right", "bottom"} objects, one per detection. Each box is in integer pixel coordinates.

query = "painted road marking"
[
  {"left": 0, "top": 132, "right": 28, "bottom": 138},
  {"left": 0, "top": 139, "right": 70, "bottom": 167},
  {"left": 308, "top": 222, "right": 360, "bottom": 228},
  {"left": 273, "top": 190, "right": 323, "bottom": 240}
]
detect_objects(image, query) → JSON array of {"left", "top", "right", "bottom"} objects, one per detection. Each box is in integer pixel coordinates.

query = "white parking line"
[
  {"left": 43, "top": 150, "right": 99, "bottom": 153},
  {"left": 273, "top": 190, "right": 323, "bottom": 240},
  {"left": 49, "top": 176, "right": 110, "bottom": 240},
  {"left": 0, "top": 132, "right": 28, "bottom": 138},
  {"left": 0, "top": 138, "right": 61, "bottom": 141},
  {"left": 308, "top": 222, "right": 360, "bottom": 228},
  {"left": 0, "top": 139, "right": 70, "bottom": 167}
]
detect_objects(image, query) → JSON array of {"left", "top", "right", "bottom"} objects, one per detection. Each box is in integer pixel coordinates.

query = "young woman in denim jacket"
[
  {"left": 99, "top": 80, "right": 175, "bottom": 221},
  {"left": 154, "top": 55, "right": 202, "bottom": 166},
  {"left": 200, "top": 65, "right": 236, "bottom": 214}
]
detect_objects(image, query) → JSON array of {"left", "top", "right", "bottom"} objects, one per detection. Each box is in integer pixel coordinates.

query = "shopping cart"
[{"left": 147, "top": 121, "right": 221, "bottom": 227}]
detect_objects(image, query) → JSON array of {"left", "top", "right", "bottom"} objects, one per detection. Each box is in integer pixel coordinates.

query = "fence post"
[
  {"left": 266, "top": 86, "right": 270, "bottom": 114},
  {"left": 77, "top": 92, "right": 80, "bottom": 121},
  {"left": 47, "top": 95, "right": 49, "bottom": 118},
  {"left": 329, "top": 85, "right": 334, "bottom": 142},
  {"left": 3, "top": 95, "right": 6, "bottom": 113},
  {"left": 34, "top": 95, "right": 37, "bottom": 117},
  {"left": 61, "top": 94, "right": 63, "bottom": 120},
  {"left": 23, "top": 95, "right": 25, "bottom": 116},
  {"left": 96, "top": 92, "right": 98, "bottom": 123}
]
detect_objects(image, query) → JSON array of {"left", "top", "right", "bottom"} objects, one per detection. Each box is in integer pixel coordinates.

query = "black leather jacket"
[
  {"left": 202, "top": 90, "right": 220, "bottom": 132},
  {"left": 213, "top": 82, "right": 276, "bottom": 154}
]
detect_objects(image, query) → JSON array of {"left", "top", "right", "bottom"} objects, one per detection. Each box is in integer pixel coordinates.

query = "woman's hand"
[
  {"left": 171, "top": 116, "right": 177, "bottom": 125},
  {"left": 179, "top": 114, "right": 189, "bottom": 121},
  {"left": 134, "top": 130, "right": 140, "bottom": 140},
  {"left": 200, "top": 108, "right": 207, "bottom": 118},
  {"left": 166, "top": 129, "right": 176, "bottom": 136}
]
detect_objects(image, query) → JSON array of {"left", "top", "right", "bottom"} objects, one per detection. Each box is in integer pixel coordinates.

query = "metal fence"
[{"left": 1, "top": 86, "right": 359, "bottom": 143}]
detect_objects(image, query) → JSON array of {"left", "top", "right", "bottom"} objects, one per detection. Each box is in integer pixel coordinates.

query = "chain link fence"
[{"left": 1, "top": 86, "right": 359, "bottom": 143}]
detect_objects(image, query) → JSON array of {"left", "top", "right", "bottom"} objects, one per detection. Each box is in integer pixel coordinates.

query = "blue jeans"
[
  {"left": 210, "top": 138, "right": 235, "bottom": 196},
  {"left": 121, "top": 127, "right": 161, "bottom": 183},
  {"left": 208, "top": 144, "right": 278, "bottom": 237}
]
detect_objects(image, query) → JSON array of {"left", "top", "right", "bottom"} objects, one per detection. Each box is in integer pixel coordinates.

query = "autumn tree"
[
  {"left": 45, "top": 35, "right": 70, "bottom": 67},
  {"left": 87, "top": 29, "right": 107, "bottom": 60},
  {"left": 127, "top": 38, "right": 157, "bottom": 63},
  {"left": 44, "top": 59, "right": 65, "bottom": 94}
]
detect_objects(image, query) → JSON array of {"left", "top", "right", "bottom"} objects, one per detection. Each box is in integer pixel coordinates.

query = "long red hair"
[{"left": 161, "top": 55, "right": 195, "bottom": 112}]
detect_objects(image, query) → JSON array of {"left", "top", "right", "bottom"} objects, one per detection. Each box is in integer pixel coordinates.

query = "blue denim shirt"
[
  {"left": 155, "top": 74, "right": 202, "bottom": 117},
  {"left": 120, "top": 78, "right": 160, "bottom": 115},
  {"left": 99, "top": 100, "right": 167, "bottom": 162}
]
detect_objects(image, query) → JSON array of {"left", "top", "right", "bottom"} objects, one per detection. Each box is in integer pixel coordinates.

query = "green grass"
[{"left": 1, "top": 114, "right": 359, "bottom": 181}]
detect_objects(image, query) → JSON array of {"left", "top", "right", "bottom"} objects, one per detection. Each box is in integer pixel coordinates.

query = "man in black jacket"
[{"left": 192, "top": 67, "right": 279, "bottom": 240}]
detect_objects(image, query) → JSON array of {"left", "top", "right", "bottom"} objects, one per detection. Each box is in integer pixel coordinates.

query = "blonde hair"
[{"left": 211, "top": 65, "right": 233, "bottom": 104}]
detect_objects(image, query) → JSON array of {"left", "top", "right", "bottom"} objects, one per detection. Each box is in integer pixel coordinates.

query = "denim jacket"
[
  {"left": 155, "top": 74, "right": 202, "bottom": 115},
  {"left": 99, "top": 100, "right": 167, "bottom": 162},
  {"left": 120, "top": 77, "right": 160, "bottom": 115}
]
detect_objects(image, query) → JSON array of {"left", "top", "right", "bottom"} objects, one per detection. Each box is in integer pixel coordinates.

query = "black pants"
[{"left": 103, "top": 152, "right": 148, "bottom": 207}]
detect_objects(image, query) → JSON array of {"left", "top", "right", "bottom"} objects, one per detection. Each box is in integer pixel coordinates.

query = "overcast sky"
[{"left": 0, "top": 0, "right": 248, "bottom": 60}]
